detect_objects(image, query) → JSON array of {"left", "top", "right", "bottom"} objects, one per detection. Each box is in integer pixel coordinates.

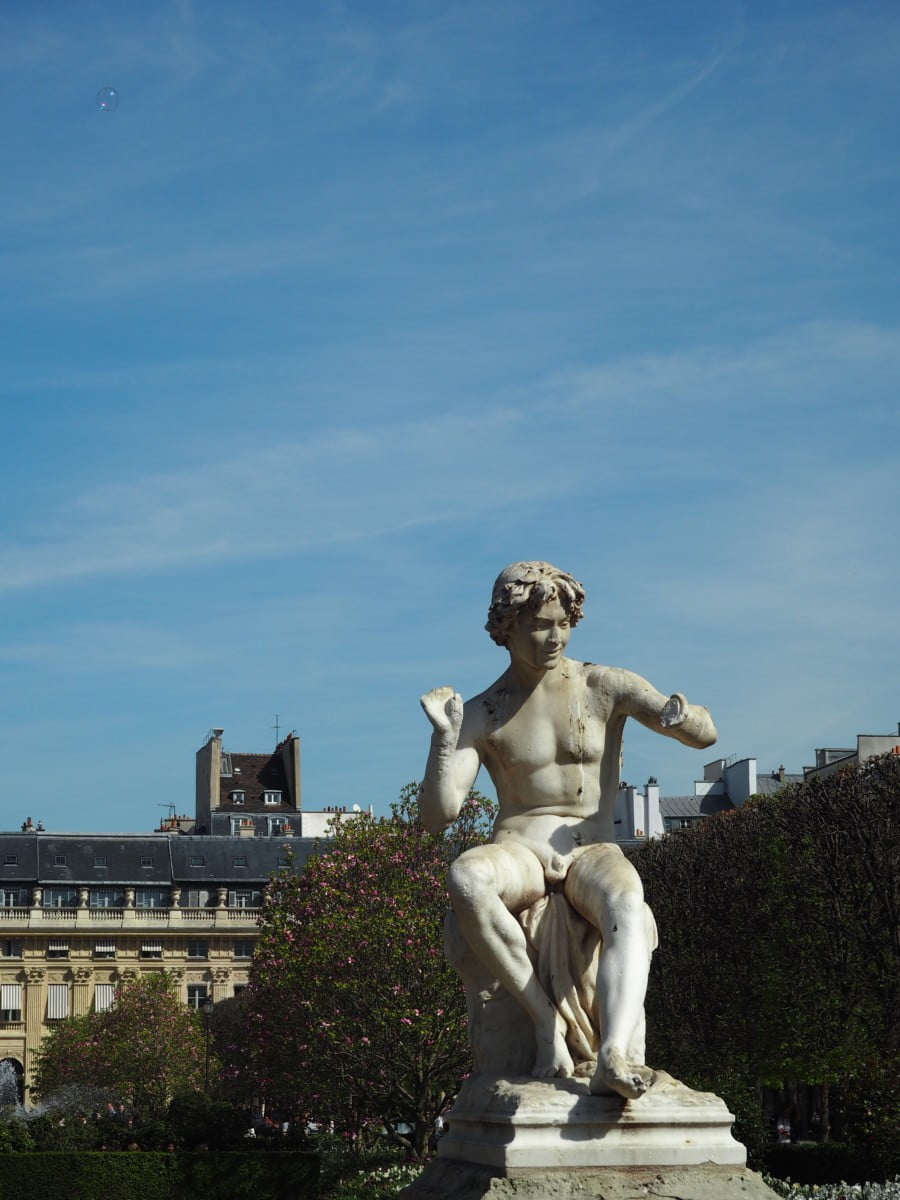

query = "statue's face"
[{"left": 507, "top": 596, "right": 571, "bottom": 672}]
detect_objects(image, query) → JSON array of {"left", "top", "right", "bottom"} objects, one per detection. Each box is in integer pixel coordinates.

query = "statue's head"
[{"left": 485, "top": 561, "right": 585, "bottom": 647}]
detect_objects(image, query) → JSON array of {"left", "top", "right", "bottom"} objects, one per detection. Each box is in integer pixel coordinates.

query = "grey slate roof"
[
  {"left": 752, "top": 773, "right": 803, "bottom": 795},
  {"left": 659, "top": 794, "right": 733, "bottom": 820},
  {"left": 0, "top": 832, "right": 312, "bottom": 885}
]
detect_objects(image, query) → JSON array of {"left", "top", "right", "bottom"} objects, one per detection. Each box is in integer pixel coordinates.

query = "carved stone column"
[
  {"left": 211, "top": 967, "right": 232, "bottom": 1004},
  {"left": 24, "top": 968, "right": 46, "bottom": 1094},
  {"left": 73, "top": 967, "right": 93, "bottom": 1017}
]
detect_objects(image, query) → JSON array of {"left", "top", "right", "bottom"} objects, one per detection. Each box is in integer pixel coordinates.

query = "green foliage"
[
  {"left": 0, "top": 1152, "right": 319, "bottom": 1200},
  {"left": 171, "top": 1150, "right": 319, "bottom": 1200},
  {"left": 631, "top": 753, "right": 900, "bottom": 1174},
  {"left": 839, "top": 1050, "right": 900, "bottom": 1180},
  {"left": 164, "top": 1090, "right": 249, "bottom": 1151},
  {"left": 32, "top": 973, "right": 208, "bottom": 1114},
  {"left": 246, "top": 783, "right": 496, "bottom": 1160},
  {"left": 314, "top": 1133, "right": 419, "bottom": 1200},
  {"left": 0, "top": 1151, "right": 174, "bottom": 1200}
]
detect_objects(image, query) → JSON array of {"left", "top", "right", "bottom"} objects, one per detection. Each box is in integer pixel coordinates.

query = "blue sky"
[{"left": 1, "top": 0, "right": 897, "bottom": 833}]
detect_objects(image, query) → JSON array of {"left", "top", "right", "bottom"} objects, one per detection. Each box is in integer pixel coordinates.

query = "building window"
[
  {"left": 2, "top": 940, "right": 23, "bottom": 959},
  {"left": 93, "top": 856, "right": 108, "bottom": 868},
  {"left": 134, "top": 888, "right": 168, "bottom": 909},
  {"left": 140, "top": 941, "right": 163, "bottom": 959},
  {"left": 230, "top": 790, "right": 246, "bottom": 805},
  {"left": 263, "top": 791, "right": 282, "bottom": 806},
  {"left": 233, "top": 940, "right": 253, "bottom": 959},
  {"left": 140, "top": 856, "right": 153, "bottom": 868},
  {"left": 47, "top": 940, "right": 69, "bottom": 959},
  {"left": 187, "top": 940, "right": 208, "bottom": 960},
  {"left": 44, "top": 886, "right": 78, "bottom": 909},
  {"left": 94, "top": 941, "right": 116, "bottom": 959},
  {"left": 1, "top": 983, "right": 22, "bottom": 1022},
  {"left": 228, "top": 889, "right": 261, "bottom": 909},
  {"left": 94, "top": 983, "right": 115, "bottom": 1013},
  {"left": 232, "top": 983, "right": 246, "bottom": 996},
  {"left": 183, "top": 889, "right": 212, "bottom": 909},
  {"left": 232, "top": 856, "right": 247, "bottom": 868},
  {"left": 230, "top": 817, "right": 254, "bottom": 836},
  {"left": 53, "top": 855, "right": 68, "bottom": 866},
  {"left": 47, "top": 984, "right": 69, "bottom": 1021},
  {"left": 267, "top": 817, "right": 288, "bottom": 836},
  {"left": 189, "top": 855, "right": 205, "bottom": 867},
  {"left": 4, "top": 855, "right": 18, "bottom": 865},
  {"left": 1, "top": 889, "right": 29, "bottom": 908},
  {"left": 90, "top": 888, "right": 125, "bottom": 909},
  {"left": 186, "top": 984, "right": 208, "bottom": 1010}
]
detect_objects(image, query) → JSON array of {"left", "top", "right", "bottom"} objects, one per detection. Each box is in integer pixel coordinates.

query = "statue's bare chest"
[{"left": 479, "top": 678, "right": 606, "bottom": 771}]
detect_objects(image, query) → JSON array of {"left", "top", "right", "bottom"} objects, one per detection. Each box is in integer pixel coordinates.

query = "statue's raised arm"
[
  {"left": 603, "top": 669, "right": 718, "bottom": 749},
  {"left": 419, "top": 685, "right": 481, "bottom": 834}
]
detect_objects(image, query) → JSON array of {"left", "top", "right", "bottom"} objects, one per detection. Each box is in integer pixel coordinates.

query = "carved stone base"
[
  {"left": 399, "top": 1159, "right": 781, "bottom": 1200},
  {"left": 435, "top": 1072, "right": 746, "bottom": 1170}
]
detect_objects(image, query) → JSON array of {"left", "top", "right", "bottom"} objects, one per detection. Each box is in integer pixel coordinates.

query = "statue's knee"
[
  {"left": 606, "top": 888, "right": 645, "bottom": 932},
  {"left": 447, "top": 854, "right": 495, "bottom": 910}
]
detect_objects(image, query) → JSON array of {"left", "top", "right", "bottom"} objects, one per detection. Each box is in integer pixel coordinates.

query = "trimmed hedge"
[
  {"left": 764, "top": 1142, "right": 879, "bottom": 1186},
  {"left": 0, "top": 1151, "right": 319, "bottom": 1200}
]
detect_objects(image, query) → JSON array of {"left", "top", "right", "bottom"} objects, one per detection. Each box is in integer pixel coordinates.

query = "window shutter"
[
  {"left": 47, "top": 984, "right": 69, "bottom": 1020},
  {"left": 94, "top": 984, "right": 115, "bottom": 1013}
]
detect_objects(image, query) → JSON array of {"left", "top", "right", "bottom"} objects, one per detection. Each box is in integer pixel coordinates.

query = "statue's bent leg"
[
  {"left": 565, "top": 845, "right": 654, "bottom": 1100},
  {"left": 447, "top": 844, "right": 575, "bottom": 1079}
]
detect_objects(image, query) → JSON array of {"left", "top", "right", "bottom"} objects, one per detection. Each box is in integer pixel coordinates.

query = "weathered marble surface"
[
  {"left": 436, "top": 1073, "right": 746, "bottom": 1170},
  {"left": 420, "top": 562, "right": 717, "bottom": 1098}
]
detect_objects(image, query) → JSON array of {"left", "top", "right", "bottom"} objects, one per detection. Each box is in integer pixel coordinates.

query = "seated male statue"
[{"left": 419, "top": 561, "right": 717, "bottom": 1101}]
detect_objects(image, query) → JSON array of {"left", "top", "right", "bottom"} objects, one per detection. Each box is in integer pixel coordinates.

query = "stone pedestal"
[
  {"left": 399, "top": 1159, "right": 780, "bottom": 1199},
  {"left": 400, "top": 1073, "right": 781, "bottom": 1200}
]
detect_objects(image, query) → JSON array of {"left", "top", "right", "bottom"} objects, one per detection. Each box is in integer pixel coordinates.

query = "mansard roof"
[{"left": 0, "top": 831, "right": 311, "bottom": 885}]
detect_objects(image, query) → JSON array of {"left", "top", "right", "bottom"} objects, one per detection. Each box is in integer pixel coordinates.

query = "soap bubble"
[{"left": 96, "top": 87, "right": 119, "bottom": 111}]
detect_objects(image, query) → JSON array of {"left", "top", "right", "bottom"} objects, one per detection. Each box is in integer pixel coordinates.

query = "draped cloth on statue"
[{"left": 445, "top": 889, "right": 659, "bottom": 1078}]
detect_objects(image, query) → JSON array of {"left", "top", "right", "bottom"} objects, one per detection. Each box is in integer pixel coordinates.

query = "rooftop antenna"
[
  {"left": 272, "top": 714, "right": 280, "bottom": 745},
  {"left": 157, "top": 804, "right": 177, "bottom": 819}
]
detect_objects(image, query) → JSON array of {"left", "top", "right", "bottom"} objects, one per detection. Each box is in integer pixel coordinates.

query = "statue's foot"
[
  {"left": 532, "top": 1028, "right": 575, "bottom": 1079},
  {"left": 589, "top": 1049, "right": 654, "bottom": 1100}
]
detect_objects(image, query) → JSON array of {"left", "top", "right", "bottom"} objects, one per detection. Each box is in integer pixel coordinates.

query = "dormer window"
[
  {"left": 230, "top": 791, "right": 246, "bottom": 805},
  {"left": 263, "top": 791, "right": 282, "bottom": 806}
]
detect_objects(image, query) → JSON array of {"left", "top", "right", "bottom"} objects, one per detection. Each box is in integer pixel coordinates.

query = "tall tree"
[
  {"left": 632, "top": 752, "right": 900, "bottom": 1161},
  {"left": 33, "top": 972, "right": 207, "bottom": 1113},
  {"left": 246, "top": 784, "right": 496, "bottom": 1159}
]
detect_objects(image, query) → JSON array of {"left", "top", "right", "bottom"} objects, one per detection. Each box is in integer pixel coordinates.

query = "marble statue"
[{"left": 419, "top": 561, "right": 718, "bottom": 1102}]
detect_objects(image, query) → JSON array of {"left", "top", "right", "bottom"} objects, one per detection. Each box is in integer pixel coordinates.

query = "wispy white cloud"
[
  {"left": 0, "top": 621, "right": 207, "bottom": 672},
  {"left": 0, "top": 408, "right": 564, "bottom": 593}
]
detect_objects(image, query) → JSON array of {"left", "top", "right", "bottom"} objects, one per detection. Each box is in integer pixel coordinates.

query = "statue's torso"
[{"left": 472, "top": 660, "right": 625, "bottom": 851}]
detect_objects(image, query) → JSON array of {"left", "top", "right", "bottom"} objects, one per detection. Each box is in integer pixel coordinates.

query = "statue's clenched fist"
[{"left": 420, "top": 686, "right": 464, "bottom": 740}]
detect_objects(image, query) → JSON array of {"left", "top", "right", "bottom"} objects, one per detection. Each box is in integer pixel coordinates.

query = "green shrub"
[
  {"left": 764, "top": 1141, "right": 874, "bottom": 1186},
  {"left": 171, "top": 1150, "right": 319, "bottom": 1200},
  {"left": 0, "top": 1151, "right": 319, "bottom": 1200}
]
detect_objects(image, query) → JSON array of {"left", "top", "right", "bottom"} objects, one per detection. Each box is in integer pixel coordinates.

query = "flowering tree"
[
  {"left": 33, "top": 971, "right": 207, "bottom": 1113},
  {"left": 246, "top": 784, "right": 495, "bottom": 1159}
]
